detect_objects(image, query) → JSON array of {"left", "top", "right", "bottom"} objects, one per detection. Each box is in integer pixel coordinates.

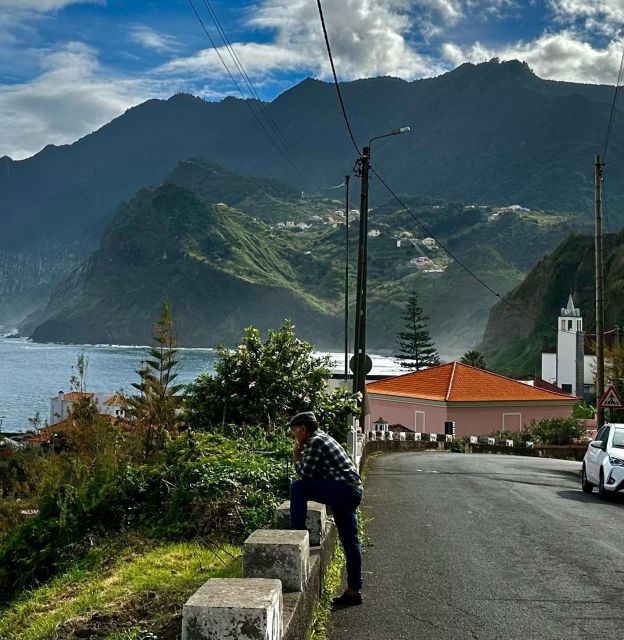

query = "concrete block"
[
  {"left": 182, "top": 578, "right": 282, "bottom": 640},
  {"left": 399, "top": 432, "right": 406, "bottom": 441},
  {"left": 505, "top": 439, "right": 514, "bottom": 447},
  {"left": 469, "top": 436, "right": 478, "bottom": 444},
  {"left": 526, "top": 441, "right": 534, "bottom": 448},
  {"left": 414, "top": 432, "right": 421, "bottom": 441},
  {"left": 429, "top": 433, "right": 437, "bottom": 442},
  {"left": 274, "top": 501, "right": 327, "bottom": 546},
  {"left": 244, "top": 530, "right": 309, "bottom": 592},
  {"left": 444, "top": 434, "right": 453, "bottom": 443},
  {"left": 487, "top": 437, "right": 496, "bottom": 445}
]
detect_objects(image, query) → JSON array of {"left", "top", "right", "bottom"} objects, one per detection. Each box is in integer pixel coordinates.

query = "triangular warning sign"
[{"left": 599, "top": 384, "right": 623, "bottom": 409}]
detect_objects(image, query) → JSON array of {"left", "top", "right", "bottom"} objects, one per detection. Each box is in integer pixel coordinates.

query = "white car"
[{"left": 582, "top": 423, "right": 624, "bottom": 499}]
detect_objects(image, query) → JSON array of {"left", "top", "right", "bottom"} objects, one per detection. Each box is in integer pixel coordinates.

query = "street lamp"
[{"left": 352, "top": 126, "right": 411, "bottom": 429}]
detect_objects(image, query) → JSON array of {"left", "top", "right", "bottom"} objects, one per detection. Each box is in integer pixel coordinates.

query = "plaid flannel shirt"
[{"left": 295, "top": 429, "right": 362, "bottom": 486}]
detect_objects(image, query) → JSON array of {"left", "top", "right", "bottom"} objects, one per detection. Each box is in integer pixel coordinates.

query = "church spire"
[{"left": 561, "top": 294, "right": 580, "bottom": 317}]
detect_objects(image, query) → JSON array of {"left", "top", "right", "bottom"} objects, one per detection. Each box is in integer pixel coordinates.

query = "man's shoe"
[{"left": 332, "top": 591, "right": 363, "bottom": 607}]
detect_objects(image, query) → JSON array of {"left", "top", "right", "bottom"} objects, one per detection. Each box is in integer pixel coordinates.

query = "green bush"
[
  {"left": 183, "top": 322, "right": 358, "bottom": 441},
  {"left": 0, "top": 431, "right": 289, "bottom": 602},
  {"left": 487, "top": 416, "right": 588, "bottom": 447},
  {"left": 526, "top": 417, "right": 588, "bottom": 446}
]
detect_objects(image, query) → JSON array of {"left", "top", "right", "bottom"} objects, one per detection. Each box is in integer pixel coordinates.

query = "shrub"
[
  {"left": 0, "top": 430, "right": 289, "bottom": 601},
  {"left": 487, "top": 417, "right": 589, "bottom": 447},
  {"left": 526, "top": 417, "right": 589, "bottom": 446},
  {"left": 183, "top": 322, "right": 358, "bottom": 440}
]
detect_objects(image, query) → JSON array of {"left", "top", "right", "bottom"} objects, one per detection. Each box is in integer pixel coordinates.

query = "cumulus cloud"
[
  {"left": 550, "top": 0, "right": 624, "bottom": 35},
  {"left": 442, "top": 31, "right": 624, "bottom": 85},
  {"left": 0, "top": 43, "right": 152, "bottom": 159},
  {"left": 166, "top": 0, "right": 445, "bottom": 83}
]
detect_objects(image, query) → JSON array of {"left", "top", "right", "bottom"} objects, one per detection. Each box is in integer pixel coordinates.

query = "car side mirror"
[{"left": 590, "top": 440, "right": 606, "bottom": 450}]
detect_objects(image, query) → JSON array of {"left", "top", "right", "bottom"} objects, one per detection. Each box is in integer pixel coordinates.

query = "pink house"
[{"left": 365, "top": 362, "right": 577, "bottom": 436}]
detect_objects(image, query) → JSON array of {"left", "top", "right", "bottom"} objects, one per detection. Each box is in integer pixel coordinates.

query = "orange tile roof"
[
  {"left": 62, "top": 391, "right": 94, "bottom": 401},
  {"left": 366, "top": 362, "right": 577, "bottom": 402},
  {"left": 104, "top": 394, "right": 124, "bottom": 406}
]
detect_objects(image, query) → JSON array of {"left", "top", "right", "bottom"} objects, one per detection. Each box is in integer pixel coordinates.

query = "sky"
[{"left": 1, "top": 0, "right": 624, "bottom": 160}]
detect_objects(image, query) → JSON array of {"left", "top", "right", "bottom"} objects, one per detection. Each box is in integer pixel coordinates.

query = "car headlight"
[{"left": 608, "top": 454, "right": 624, "bottom": 466}]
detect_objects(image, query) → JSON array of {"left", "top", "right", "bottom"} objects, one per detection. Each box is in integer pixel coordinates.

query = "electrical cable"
[
  {"left": 199, "top": 0, "right": 311, "bottom": 177},
  {"left": 601, "top": 45, "right": 624, "bottom": 161},
  {"left": 315, "top": 0, "right": 361, "bottom": 156},
  {"left": 369, "top": 166, "right": 611, "bottom": 339},
  {"left": 186, "top": 0, "right": 306, "bottom": 178}
]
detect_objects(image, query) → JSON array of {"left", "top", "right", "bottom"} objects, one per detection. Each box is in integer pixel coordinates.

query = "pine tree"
[
  {"left": 123, "top": 303, "right": 184, "bottom": 458},
  {"left": 395, "top": 294, "right": 439, "bottom": 370}
]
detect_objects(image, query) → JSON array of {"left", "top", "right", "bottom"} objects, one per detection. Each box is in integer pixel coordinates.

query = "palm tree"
[{"left": 460, "top": 350, "right": 487, "bottom": 370}]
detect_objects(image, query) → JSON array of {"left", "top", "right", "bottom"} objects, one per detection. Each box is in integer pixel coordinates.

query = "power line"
[
  {"left": 369, "top": 166, "right": 609, "bottom": 339},
  {"left": 186, "top": 0, "right": 305, "bottom": 178},
  {"left": 315, "top": 0, "right": 361, "bottom": 156},
  {"left": 199, "top": 0, "right": 310, "bottom": 177},
  {"left": 601, "top": 45, "right": 624, "bottom": 161}
]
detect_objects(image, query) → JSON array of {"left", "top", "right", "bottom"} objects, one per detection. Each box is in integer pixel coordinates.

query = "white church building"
[{"left": 541, "top": 295, "right": 614, "bottom": 398}]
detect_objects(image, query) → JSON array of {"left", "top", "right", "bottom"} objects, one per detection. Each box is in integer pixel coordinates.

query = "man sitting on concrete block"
[{"left": 287, "top": 410, "right": 363, "bottom": 607}]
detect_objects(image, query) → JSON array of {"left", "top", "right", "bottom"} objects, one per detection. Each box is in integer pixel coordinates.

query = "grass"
[{"left": 0, "top": 535, "right": 242, "bottom": 640}]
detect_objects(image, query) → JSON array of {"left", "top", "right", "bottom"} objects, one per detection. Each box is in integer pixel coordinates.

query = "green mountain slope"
[
  {"left": 30, "top": 175, "right": 343, "bottom": 346},
  {"left": 27, "top": 160, "right": 591, "bottom": 351},
  {"left": 480, "top": 231, "right": 624, "bottom": 376}
]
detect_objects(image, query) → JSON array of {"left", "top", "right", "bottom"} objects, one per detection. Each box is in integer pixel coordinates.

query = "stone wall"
[{"left": 182, "top": 501, "right": 336, "bottom": 640}]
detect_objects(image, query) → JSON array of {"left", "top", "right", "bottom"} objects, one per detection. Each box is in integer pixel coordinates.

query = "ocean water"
[{"left": 0, "top": 337, "right": 401, "bottom": 432}]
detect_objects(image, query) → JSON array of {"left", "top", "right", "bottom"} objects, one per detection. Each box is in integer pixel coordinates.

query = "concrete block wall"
[{"left": 182, "top": 501, "right": 335, "bottom": 640}]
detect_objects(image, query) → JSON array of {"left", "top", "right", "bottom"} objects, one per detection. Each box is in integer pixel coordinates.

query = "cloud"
[
  {"left": 129, "top": 26, "right": 180, "bottom": 54},
  {"left": 549, "top": 1, "right": 624, "bottom": 35},
  {"left": 442, "top": 31, "right": 624, "bottom": 85},
  {"left": 0, "top": 42, "right": 152, "bottom": 159},
  {"left": 167, "top": 0, "right": 445, "bottom": 84},
  {"left": 0, "top": 1, "right": 103, "bottom": 11}
]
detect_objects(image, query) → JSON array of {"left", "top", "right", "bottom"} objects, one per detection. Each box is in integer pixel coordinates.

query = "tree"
[
  {"left": 395, "top": 294, "right": 439, "bottom": 370},
  {"left": 183, "top": 321, "right": 358, "bottom": 440},
  {"left": 123, "top": 303, "right": 184, "bottom": 458},
  {"left": 460, "top": 350, "right": 487, "bottom": 370}
]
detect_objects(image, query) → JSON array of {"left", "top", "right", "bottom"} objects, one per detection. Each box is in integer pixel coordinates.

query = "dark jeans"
[{"left": 290, "top": 478, "right": 363, "bottom": 590}]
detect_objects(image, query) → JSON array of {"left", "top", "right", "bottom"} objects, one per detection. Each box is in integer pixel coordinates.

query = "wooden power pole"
[{"left": 595, "top": 153, "right": 605, "bottom": 428}]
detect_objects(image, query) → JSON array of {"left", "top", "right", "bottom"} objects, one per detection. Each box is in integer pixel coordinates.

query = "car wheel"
[
  {"left": 598, "top": 470, "right": 611, "bottom": 501},
  {"left": 581, "top": 466, "right": 594, "bottom": 493}
]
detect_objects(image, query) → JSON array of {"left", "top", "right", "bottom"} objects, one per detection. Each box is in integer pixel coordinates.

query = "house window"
[
  {"left": 561, "top": 320, "right": 565, "bottom": 330},
  {"left": 568, "top": 320, "right": 573, "bottom": 331},
  {"left": 414, "top": 411, "right": 425, "bottom": 431},
  {"left": 502, "top": 413, "right": 522, "bottom": 431},
  {"left": 561, "top": 383, "right": 572, "bottom": 393}
]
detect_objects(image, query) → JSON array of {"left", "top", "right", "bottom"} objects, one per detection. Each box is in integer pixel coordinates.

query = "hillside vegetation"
[
  {"left": 26, "top": 159, "right": 588, "bottom": 354},
  {"left": 481, "top": 230, "right": 624, "bottom": 376}
]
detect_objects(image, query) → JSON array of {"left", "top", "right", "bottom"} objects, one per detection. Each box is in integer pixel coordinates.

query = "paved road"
[{"left": 328, "top": 452, "right": 624, "bottom": 640}]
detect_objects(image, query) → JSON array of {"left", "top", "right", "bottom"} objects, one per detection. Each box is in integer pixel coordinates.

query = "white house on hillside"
[{"left": 50, "top": 391, "right": 125, "bottom": 425}]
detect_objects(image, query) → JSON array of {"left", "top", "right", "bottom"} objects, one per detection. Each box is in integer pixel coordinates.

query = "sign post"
[{"left": 598, "top": 384, "right": 623, "bottom": 409}]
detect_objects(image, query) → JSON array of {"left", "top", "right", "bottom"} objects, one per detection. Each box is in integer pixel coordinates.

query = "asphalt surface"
[{"left": 328, "top": 452, "right": 624, "bottom": 640}]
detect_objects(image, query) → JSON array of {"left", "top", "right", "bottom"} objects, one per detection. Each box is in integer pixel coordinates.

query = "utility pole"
[
  {"left": 595, "top": 153, "right": 605, "bottom": 428},
  {"left": 352, "top": 147, "right": 370, "bottom": 428},
  {"left": 344, "top": 175, "right": 350, "bottom": 383},
  {"left": 351, "top": 127, "right": 410, "bottom": 430}
]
